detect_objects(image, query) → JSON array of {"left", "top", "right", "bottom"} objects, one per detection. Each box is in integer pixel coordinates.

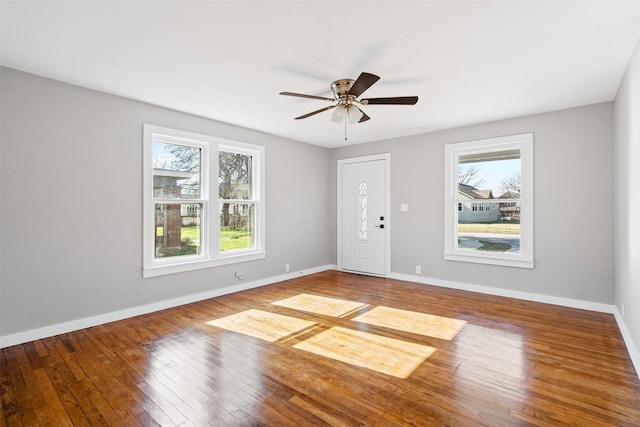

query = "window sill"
[
  {"left": 444, "top": 251, "right": 533, "bottom": 269},
  {"left": 143, "top": 251, "right": 267, "bottom": 278}
]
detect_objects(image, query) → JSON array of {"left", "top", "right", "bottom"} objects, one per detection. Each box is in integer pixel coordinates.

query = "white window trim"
[
  {"left": 143, "top": 125, "right": 265, "bottom": 278},
  {"left": 444, "top": 133, "right": 534, "bottom": 269}
]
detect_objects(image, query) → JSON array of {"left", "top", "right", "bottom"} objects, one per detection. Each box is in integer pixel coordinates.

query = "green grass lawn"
[
  {"left": 220, "top": 227, "right": 253, "bottom": 251},
  {"left": 181, "top": 226, "right": 199, "bottom": 242},
  {"left": 156, "top": 225, "right": 252, "bottom": 252},
  {"left": 458, "top": 222, "right": 520, "bottom": 234}
]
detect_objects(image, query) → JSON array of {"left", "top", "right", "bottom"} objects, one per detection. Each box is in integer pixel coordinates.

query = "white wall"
[
  {"left": 331, "top": 102, "right": 614, "bottom": 304},
  {"left": 614, "top": 37, "right": 640, "bottom": 358},
  {"left": 0, "top": 67, "right": 332, "bottom": 338}
]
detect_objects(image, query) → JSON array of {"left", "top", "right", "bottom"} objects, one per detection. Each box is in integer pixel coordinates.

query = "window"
[
  {"left": 444, "top": 133, "right": 533, "bottom": 268},
  {"left": 218, "top": 148, "right": 257, "bottom": 253},
  {"left": 143, "top": 125, "right": 265, "bottom": 277}
]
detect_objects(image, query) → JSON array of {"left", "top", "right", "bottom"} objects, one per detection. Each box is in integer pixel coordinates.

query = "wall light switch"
[{"left": 400, "top": 204, "right": 409, "bottom": 212}]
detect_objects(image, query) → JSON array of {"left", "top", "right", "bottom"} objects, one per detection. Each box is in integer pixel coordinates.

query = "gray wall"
[
  {"left": 614, "top": 37, "right": 640, "bottom": 354},
  {"left": 331, "top": 102, "right": 614, "bottom": 304},
  {"left": 0, "top": 67, "right": 332, "bottom": 336}
]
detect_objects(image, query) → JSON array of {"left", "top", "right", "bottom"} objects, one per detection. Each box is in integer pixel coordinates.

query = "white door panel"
[{"left": 340, "top": 158, "right": 387, "bottom": 275}]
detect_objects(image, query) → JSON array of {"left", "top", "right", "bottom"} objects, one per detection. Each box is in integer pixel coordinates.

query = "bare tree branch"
[
  {"left": 165, "top": 145, "right": 201, "bottom": 172},
  {"left": 500, "top": 172, "right": 521, "bottom": 197},
  {"left": 458, "top": 165, "right": 486, "bottom": 188}
]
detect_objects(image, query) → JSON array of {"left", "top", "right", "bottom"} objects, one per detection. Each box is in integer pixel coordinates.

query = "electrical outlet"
[
  {"left": 235, "top": 271, "right": 244, "bottom": 280},
  {"left": 285, "top": 263, "right": 290, "bottom": 272},
  {"left": 416, "top": 265, "right": 421, "bottom": 274},
  {"left": 621, "top": 304, "right": 625, "bottom": 317}
]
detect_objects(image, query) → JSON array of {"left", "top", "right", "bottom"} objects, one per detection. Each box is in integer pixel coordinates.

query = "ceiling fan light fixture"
[
  {"left": 331, "top": 105, "right": 346, "bottom": 124},
  {"left": 347, "top": 106, "right": 363, "bottom": 124}
]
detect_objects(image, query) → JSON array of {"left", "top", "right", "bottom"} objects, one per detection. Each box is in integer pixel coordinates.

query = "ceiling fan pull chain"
[{"left": 344, "top": 115, "right": 348, "bottom": 141}]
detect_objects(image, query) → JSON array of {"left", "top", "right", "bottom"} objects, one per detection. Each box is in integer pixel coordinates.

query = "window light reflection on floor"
[
  {"left": 352, "top": 306, "right": 467, "bottom": 340},
  {"left": 293, "top": 326, "right": 436, "bottom": 379},
  {"left": 206, "top": 309, "right": 316, "bottom": 342},
  {"left": 272, "top": 293, "right": 368, "bottom": 317},
  {"left": 205, "top": 297, "right": 466, "bottom": 379}
]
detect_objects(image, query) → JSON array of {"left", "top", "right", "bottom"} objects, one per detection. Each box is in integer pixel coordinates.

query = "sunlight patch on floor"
[
  {"left": 293, "top": 326, "right": 436, "bottom": 379},
  {"left": 272, "top": 294, "right": 368, "bottom": 317},
  {"left": 206, "top": 309, "right": 316, "bottom": 342},
  {"left": 353, "top": 306, "right": 467, "bottom": 340}
]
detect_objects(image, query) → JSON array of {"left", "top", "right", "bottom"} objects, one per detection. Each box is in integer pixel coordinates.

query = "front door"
[{"left": 338, "top": 155, "right": 388, "bottom": 275}]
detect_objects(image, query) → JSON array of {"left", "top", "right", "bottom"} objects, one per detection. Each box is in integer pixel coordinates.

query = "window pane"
[
  {"left": 153, "top": 142, "right": 201, "bottom": 199},
  {"left": 220, "top": 202, "right": 254, "bottom": 252},
  {"left": 457, "top": 201, "right": 521, "bottom": 253},
  {"left": 456, "top": 149, "right": 521, "bottom": 253},
  {"left": 219, "top": 151, "right": 253, "bottom": 200},
  {"left": 155, "top": 203, "right": 201, "bottom": 258},
  {"left": 458, "top": 151, "right": 520, "bottom": 199}
]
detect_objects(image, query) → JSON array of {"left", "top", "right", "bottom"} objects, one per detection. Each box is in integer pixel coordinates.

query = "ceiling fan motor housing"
[{"left": 331, "top": 79, "right": 355, "bottom": 99}]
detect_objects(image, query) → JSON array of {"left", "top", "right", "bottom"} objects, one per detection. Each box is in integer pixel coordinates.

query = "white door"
[{"left": 338, "top": 156, "right": 388, "bottom": 275}]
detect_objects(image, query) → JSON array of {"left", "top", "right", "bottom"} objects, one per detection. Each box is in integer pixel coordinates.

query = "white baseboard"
[
  {"left": 612, "top": 307, "right": 640, "bottom": 378},
  {"left": 0, "top": 264, "right": 335, "bottom": 349},
  {"left": 388, "top": 272, "right": 615, "bottom": 313}
]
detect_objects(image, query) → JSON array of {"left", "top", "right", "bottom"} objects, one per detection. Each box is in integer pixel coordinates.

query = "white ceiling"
[{"left": 2, "top": 1, "right": 640, "bottom": 148}]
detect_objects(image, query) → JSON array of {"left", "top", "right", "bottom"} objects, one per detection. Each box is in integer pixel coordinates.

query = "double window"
[
  {"left": 143, "top": 125, "right": 265, "bottom": 277},
  {"left": 444, "top": 133, "right": 533, "bottom": 268}
]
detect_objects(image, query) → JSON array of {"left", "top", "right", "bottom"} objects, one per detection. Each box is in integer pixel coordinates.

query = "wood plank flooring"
[{"left": 2, "top": 270, "right": 639, "bottom": 426}]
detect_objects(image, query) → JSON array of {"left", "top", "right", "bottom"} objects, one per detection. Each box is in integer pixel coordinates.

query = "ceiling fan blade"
[
  {"left": 348, "top": 72, "right": 380, "bottom": 98},
  {"left": 294, "top": 105, "right": 337, "bottom": 120},
  {"left": 280, "top": 92, "right": 335, "bottom": 102},
  {"left": 361, "top": 96, "right": 418, "bottom": 105},
  {"left": 354, "top": 106, "right": 371, "bottom": 123}
]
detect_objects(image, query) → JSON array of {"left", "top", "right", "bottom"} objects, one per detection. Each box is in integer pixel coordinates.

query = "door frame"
[{"left": 337, "top": 153, "right": 391, "bottom": 276}]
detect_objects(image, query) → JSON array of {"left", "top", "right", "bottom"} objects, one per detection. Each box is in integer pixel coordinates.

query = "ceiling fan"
[{"left": 280, "top": 72, "right": 418, "bottom": 140}]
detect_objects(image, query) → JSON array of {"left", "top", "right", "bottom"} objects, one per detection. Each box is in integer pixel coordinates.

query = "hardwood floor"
[{"left": 2, "top": 270, "right": 639, "bottom": 426}]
